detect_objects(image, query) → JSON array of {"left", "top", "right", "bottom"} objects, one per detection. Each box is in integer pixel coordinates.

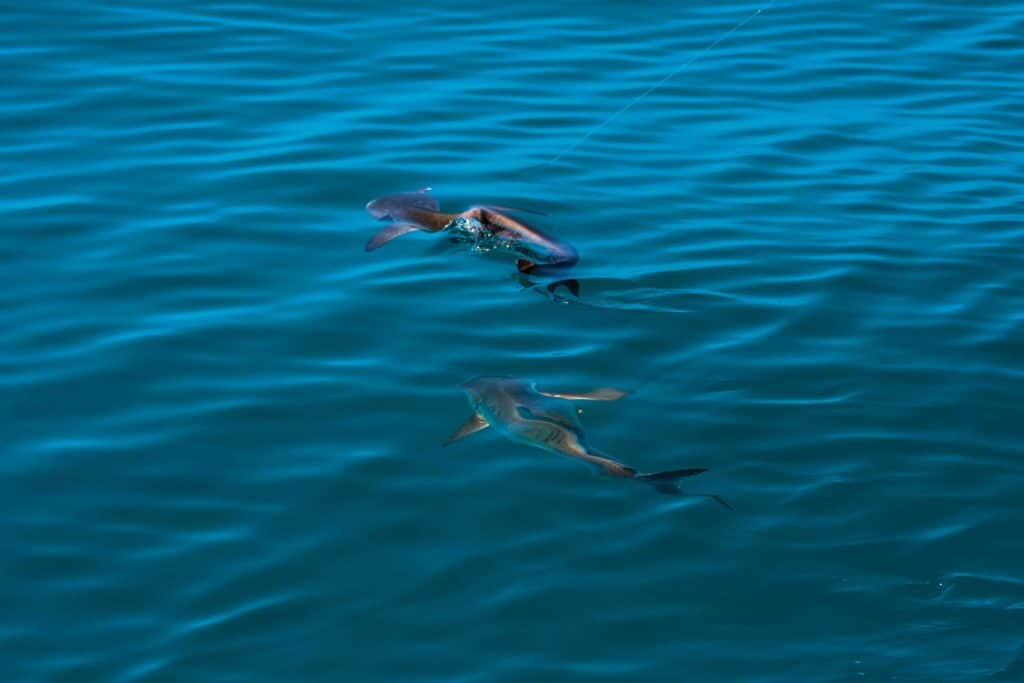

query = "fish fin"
[
  {"left": 638, "top": 467, "right": 707, "bottom": 481},
  {"left": 539, "top": 387, "right": 628, "bottom": 401},
  {"left": 365, "top": 222, "right": 421, "bottom": 251},
  {"left": 443, "top": 413, "right": 489, "bottom": 446},
  {"left": 636, "top": 468, "right": 707, "bottom": 494},
  {"left": 636, "top": 468, "right": 732, "bottom": 508},
  {"left": 482, "top": 204, "right": 547, "bottom": 216},
  {"left": 516, "top": 259, "right": 537, "bottom": 273},
  {"left": 588, "top": 459, "right": 732, "bottom": 508},
  {"left": 545, "top": 279, "right": 580, "bottom": 299}
]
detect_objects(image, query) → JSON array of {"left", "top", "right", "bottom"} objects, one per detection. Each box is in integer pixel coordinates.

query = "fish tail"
[
  {"left": 637, "top": 467, "right": 708, "bottom": 482},
  {"left": 635, "top": 468, "right": 733, "bottom": 509}
]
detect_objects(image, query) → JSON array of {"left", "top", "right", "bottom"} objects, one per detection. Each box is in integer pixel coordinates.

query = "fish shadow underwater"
[{"left": 446, "top": 376, "right": 732, "bottom": 510}]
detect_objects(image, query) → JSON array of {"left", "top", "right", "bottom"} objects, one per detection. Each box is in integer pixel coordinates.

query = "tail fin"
[
  {"left": 636, "top": 468, "right": 733, "bottom": 509},
  {"left": 636, "top": 468, "right": 706, "bottom": 494},
  {"left": 637, "top": 467, "right": 707, "bottom": 482}
]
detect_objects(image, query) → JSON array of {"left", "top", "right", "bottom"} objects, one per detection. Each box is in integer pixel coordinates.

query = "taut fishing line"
[
  {"left": 531, "top": 1, "right": 778, "bottom": 396},
  {"left": 541, "top": 0, "right": 776, "bottom": 169}
]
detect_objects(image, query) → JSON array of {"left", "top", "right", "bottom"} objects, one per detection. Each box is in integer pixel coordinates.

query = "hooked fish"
[{"left": 365, "top": 188, "right": 578, "bottom": 281}]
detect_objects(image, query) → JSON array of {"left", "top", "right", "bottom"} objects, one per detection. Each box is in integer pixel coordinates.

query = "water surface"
[{"left": 3, "top": 1, "right": 1024, "bottom": 680}]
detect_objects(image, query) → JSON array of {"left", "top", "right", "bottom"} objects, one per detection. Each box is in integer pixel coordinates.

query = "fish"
[
  {"left": 364, "top": 189, "right": 579, "bottom": 284},
  {"left": 445, "top": 376, "right": 732, "bottom": 508}
]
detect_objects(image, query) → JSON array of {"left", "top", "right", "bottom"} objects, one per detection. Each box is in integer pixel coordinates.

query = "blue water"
[{"left": 3, "top": 1, "right": 1024, "bottom": 680}]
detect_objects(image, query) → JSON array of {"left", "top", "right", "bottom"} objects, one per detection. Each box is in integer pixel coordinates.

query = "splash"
[{"left": 445, "top": 216, "right": 523, "bottom": 256}]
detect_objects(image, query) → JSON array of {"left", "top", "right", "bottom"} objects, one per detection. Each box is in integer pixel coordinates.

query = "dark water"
[{"left": 3, "top": 1, "right": 1024, "bottom": 680}]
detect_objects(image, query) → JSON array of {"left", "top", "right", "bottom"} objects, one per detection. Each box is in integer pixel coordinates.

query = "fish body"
[
  {"left": 364, "top": 190, "right": 577, "bottom": 273},
  {"left": 445, "top": 376, "right": 731, "bottom": 508}
]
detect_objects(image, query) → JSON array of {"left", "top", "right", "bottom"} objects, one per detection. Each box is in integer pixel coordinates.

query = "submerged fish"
[
  {"left": 446, "top": 376, "right": 732, "bottom": 508},
  {"left": 365, "top": 189, "right": 579, "bottom": 283}
]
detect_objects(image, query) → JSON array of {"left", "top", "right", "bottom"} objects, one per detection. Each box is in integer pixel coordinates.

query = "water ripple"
[{"left": 3, "top": 0, "right": 1024, "bottom": 680}]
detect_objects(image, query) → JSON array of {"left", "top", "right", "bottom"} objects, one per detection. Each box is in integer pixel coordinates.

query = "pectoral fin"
[
  {"left": 443, "top": 413, "right": 489, "bottom": 446},
  {"left": 365, "top": 222, "right": 421, "bottom": 251},
  {"left": 539, "top": 387, "right": 628, "bottom": 401}
]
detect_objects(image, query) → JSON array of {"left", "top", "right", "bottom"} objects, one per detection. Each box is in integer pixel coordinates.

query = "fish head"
[
  {"left": 365, "top": 188, "right": 437, "bottom": 220},
  {"left": 459, "top": 376, "right": 521, "bottom": 410}
]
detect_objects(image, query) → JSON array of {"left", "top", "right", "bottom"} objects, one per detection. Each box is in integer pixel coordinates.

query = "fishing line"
[
  {"left": 533, "top": 2, "right": 778, "bottom": 396},
  {"left": 542, "top": 0, "right": 776, "bottom": 168}
]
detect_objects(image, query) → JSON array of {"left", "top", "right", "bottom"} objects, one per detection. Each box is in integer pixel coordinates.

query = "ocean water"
[{"left": 3, "top": 0, "right": 1023, "bottom": 680}]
